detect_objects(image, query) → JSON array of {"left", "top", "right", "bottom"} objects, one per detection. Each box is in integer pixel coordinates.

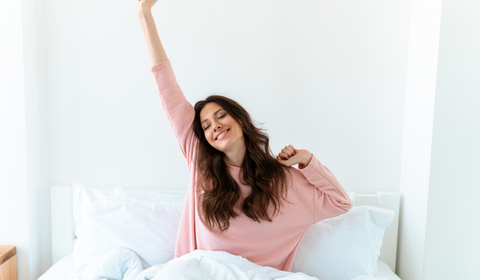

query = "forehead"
[{"left": 200, "top": 102, "right": 224, "bottom": 121}]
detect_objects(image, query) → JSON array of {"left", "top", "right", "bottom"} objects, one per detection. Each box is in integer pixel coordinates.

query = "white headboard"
[{"left": 50, "top": 185, "right": 399, "bottom": 272}]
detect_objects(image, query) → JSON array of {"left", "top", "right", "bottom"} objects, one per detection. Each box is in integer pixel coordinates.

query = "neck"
[{"left": 224, "top": 144, "right": 246, "bottom": 167}]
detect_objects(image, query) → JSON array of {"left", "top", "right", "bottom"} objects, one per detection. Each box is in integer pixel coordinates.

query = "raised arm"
[
  {"left": 136, "top": 0, "right": 168, "bottom": 67},
  {"left": 135, "top": 0, "right": 197, "bottom": 164}
]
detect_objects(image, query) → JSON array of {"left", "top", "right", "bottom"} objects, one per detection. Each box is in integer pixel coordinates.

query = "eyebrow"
[{"left": 201, "top": 109, "right": 224, "bottom": 125}]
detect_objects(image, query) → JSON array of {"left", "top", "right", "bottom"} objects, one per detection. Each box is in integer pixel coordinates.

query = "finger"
[
  {"left": 277, "top": 156, "right": 292, "bottom": 167},
  {"left": 283, "top": 153, "right": 302, "bottom": 166},
  {"left": 281, "top": 150, "right": 293, "bottom": 158},
  {"left": 282, "top": 146, "right": 295, "bottom": 157},
  {"left": 286, "top": 145, "right": 296, "bottom": 154},
  {"left": 280, "top": 149, "right": 291, "bottom": 157},
  {"left": 278, "top": 152, "right": 290, "bottom": 160}
]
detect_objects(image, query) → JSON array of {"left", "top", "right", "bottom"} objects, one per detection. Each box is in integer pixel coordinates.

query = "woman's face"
[{"left": 199, "top": 102, "right": 244, "bottom": 153}]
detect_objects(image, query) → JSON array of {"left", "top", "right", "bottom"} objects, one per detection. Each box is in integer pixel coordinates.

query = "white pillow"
[
  {"left": 291, "top": 205, "right": 394, "bottom": 280},
  {"left": 113, "top": 186, "right": 186, "bottom": 204},
  {"left": 72, "top": 183, "right": 184, "bottom": 269},
  {"left": 347, "top": 192, "right": 356, "bottom": 206}
]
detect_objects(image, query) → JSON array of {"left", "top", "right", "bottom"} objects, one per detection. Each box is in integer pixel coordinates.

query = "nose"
[{"left": 213, "top": 122, "right": 222, "bottom": 131}]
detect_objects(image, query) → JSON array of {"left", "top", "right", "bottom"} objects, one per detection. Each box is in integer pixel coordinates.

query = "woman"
[{"left": 135, "top": 0, "right": 353, "bottom": 271}]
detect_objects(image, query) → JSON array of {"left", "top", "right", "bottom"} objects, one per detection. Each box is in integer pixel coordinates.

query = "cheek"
[
  {"left": 235, "top": 124, "right": 244, "bottom": 135},
  {"left": 204, "top": 131, "right": 214, "bottom": 144}
]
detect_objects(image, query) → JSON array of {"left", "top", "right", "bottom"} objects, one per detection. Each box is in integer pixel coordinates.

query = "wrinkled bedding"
[{"left": 67, "top": 248, "right": 388, "bottom": 280}]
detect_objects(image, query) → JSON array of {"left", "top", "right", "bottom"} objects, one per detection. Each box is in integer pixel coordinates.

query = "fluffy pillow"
[
  {"left": 291, "top": 205, "right": 394, "bottom": 280},
  {"left": 347, "top": 192, "right": 356, "bottom": 206},
  {"left": 113, "top": 186, "right": 186, "bottom": 204},
  {"left": 72, "top": 183, "right": 184, "bottom": 269}
]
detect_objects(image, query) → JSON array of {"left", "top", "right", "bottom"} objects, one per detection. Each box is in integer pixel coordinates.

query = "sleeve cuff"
[
  {"left": 151, "top": 59, "right": 171, "bottom": 73},
  {"left": 298, "top": 154, "right": 338, "bottom": 187},
  {"left": 298, "top": 154, "right": 319, "bottom": 177}
]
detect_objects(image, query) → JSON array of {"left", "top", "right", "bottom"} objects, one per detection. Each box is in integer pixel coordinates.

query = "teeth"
[{"left": 217, "top": 130, "right": 227, "bottom": 140}]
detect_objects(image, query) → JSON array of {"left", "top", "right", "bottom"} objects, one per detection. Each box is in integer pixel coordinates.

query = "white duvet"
[{"left": 67, "top": 248, "right": 386, "bottom": 280}]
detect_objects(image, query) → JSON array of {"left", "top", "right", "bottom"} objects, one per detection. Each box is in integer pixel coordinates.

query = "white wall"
[
  {"left": 22, "top": 0, "right": 51, "bottom": 277},
  {"left": 398, "top": 1, "right": 480, "bottom": 279},
  {"left": 397, "top": 0, "right": 442, "bottom": 279},
  {"left": 46, "top": 0, "right": 410, "bottom": 191},
  {"left": 423, "top": 0, "right": 480, "bottom": 279},
  {"left": 0, "top": 1, "right": 31, "bottom": 279}
]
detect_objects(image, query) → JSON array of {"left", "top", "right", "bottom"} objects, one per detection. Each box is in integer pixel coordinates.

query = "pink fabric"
[{"left": 151, "top": 60, "right": 353, "bottom": 271}]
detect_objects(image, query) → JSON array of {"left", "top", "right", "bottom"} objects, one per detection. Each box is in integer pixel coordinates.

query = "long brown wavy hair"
[{"left": 193, "top": 95, "right": 291, "bottom": 232}]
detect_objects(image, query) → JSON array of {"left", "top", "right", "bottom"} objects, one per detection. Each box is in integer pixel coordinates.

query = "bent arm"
[
  {"left": 299, "top": 155, "right": 353, "bottom": 223},
  {"left": 136, "top": 1, "right": 168, "bottom": 67}
]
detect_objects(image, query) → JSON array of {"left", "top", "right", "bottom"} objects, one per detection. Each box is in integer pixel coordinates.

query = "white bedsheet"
[{"left": 39, "top": 250, "right": 401, "bottom": 280}]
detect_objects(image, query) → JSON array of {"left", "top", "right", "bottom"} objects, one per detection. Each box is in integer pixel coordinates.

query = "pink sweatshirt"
[{"left": 151, "top": 60, "right": 353, "bottom": 271}]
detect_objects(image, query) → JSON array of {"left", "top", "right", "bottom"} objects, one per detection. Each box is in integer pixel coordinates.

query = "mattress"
[{"left": 38, "top": 255, "right": 401, "bottom": 280}]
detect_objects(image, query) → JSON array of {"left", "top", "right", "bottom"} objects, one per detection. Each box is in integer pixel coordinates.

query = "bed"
[{"left": 39, "top": 183, "right": 401, "bottom": 280}]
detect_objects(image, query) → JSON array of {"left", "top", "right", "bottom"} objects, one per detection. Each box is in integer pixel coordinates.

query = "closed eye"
[{"left": 204, "top": 125, "right": 210, "bottom": 131}]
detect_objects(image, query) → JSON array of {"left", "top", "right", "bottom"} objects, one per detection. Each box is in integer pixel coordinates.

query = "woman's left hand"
[{"left": 277, "top": 144, "right": 312, "bottom": 169}]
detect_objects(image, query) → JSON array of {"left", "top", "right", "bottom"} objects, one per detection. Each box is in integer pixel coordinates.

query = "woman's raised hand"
[
  {"left": 135, "top": 0, "right": 159, "bottom": 16},
  {"left": 135, "top": 0, "right": 168, "bottom": 66},
  {"left": 277, "top": 145, "right": 313, "bottom": 169}
]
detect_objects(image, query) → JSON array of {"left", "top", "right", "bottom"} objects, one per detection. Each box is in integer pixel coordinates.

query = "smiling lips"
[{"left": 215, "top": 129, "right": 230, "bottom": 141}]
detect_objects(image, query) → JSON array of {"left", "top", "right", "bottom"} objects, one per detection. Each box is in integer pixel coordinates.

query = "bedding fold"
[{"left": 67, "top": 248, "right": 390, "bottom": 280}]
